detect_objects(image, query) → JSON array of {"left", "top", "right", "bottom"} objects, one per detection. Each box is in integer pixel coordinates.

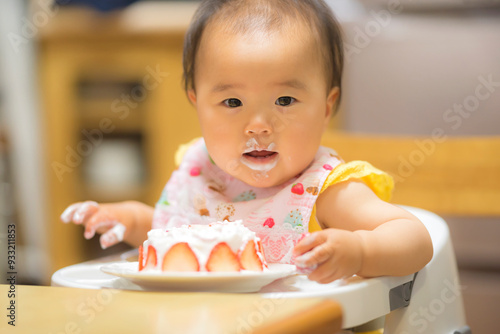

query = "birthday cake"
[{"left": 138, "top": 221, "right": 267, "bottom": 272}]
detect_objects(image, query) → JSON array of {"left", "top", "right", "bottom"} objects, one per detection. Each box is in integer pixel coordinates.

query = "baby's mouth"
[
  {"left": 243, "top": 150, "right": 278, "bottom": 160},
  {"left": 240, "top": 149, "right": 279, "bottom": 172}
]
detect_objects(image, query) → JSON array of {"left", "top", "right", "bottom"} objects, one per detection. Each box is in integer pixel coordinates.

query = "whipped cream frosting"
[{"left": 141, "top": 220, "right": 265, "bottom": 271}]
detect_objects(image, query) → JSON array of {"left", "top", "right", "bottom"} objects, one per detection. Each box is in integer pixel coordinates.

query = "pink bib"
[{"left": 152, "top": 138, "right": 342, "bottom": 264}]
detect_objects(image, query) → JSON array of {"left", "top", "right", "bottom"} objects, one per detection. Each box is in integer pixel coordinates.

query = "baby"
[{"left": 61, "top": 0, "right": 433, "bottom": 283}]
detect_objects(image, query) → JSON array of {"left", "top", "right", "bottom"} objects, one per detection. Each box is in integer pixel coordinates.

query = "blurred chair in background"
[{"left": 322, "top": 131, "right": 500, "bottom": 217}]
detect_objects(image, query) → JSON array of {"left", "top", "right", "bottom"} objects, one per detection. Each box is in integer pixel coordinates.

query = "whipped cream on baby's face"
[{"left": 240, "top": 138, "right": 279, "bottom": 173}]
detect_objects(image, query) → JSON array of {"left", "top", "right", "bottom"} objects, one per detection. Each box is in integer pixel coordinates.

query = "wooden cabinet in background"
[{"left": 39, "top": 3, "right": 201, "bottom": 280}]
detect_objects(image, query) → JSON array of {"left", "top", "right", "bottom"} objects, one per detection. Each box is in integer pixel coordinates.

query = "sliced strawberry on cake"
[
  {"left": 142, "top": 245, "right": 157, "bottom": 271},
  {"left": 206, "top": 242, "right": 241, "bottom": 272},
  {"left": 162, "top": 242, "right": 200, "bottom": 272},
  {"left": 138, "top": 245, "right": 144, "bottom": 271},
  {"left": 239, "top": 240, "right": 265, "bottom": 271}
]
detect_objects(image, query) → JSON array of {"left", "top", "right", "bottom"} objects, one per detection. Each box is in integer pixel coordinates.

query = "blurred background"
[{"left": 0, "top": 0, "right": 499, "bottom": 332}]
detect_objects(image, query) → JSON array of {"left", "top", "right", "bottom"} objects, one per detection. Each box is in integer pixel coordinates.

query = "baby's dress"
[{"left": 152, "top": 138, "right": 393, "bottom": 264}]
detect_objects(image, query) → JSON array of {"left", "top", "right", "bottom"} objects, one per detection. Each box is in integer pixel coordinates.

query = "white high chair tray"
[
  {"left": 52, "top": 206, "right": 436, "bottom": 328},
  {"left": 52, "top": 259, "right": 413, "bottom": 327}
]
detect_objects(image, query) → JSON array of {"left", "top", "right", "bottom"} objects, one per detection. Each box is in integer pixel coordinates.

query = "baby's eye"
[
  {"left": 275, "top": 96, "right": 296, "bottom": 107},
  {"left": 223, "top": 98, "right": 242, "bottom": 108}
]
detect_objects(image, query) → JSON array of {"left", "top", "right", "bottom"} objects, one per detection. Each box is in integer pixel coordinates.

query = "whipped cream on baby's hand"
[
  {"left": 61, "top": 201, "right": 99, "bottom": 224},
  {"left": 60, "top": 201, "right": 133, "bottom": 249},
  {"left": 99, "top": 223, "right": 127, "bottom": 249},
  {"left": 294, "top": 251, "right": 318, "bottom": 274},
  {"left": 295, "top": 263, "right": 318, "bottom": 275},
  {"left": 293, "top": 232, "right": 319, "bottom": 274}
]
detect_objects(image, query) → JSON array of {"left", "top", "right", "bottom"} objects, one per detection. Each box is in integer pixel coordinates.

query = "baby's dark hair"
[{"left": 183, "top": 0, "right": 344, "bottom": 110}]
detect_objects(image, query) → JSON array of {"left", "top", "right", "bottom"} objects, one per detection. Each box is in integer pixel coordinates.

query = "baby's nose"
[
  {"left": 245, "top": 127, "right": 270, "bottom": 135},
  {"left": 244, "top": 114, "right": 273, "bottom": 136}
]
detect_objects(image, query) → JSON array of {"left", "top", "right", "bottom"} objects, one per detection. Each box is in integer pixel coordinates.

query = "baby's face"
[{"left": 190, "top": 24, "right": 338, "bottom": 188}]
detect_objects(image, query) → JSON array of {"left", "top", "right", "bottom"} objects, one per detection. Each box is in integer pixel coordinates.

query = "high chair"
[{"left": 261, "top": 131, "right": 500, "bottom": 333}]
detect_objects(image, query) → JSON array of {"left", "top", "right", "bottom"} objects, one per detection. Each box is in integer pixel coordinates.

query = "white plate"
[{"left": 101, "top": 262, "right": 297, "bottom": 293}]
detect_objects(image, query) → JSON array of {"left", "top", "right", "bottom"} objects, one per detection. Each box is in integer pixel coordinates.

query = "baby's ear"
[
  {"left": 187, "top": 89, "right": 197, "bottom": 106},
  {"left": 325, "top": 87, "right": 340, "bottom": 120}
]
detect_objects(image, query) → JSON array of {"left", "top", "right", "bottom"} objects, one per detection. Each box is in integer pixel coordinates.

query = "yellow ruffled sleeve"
[
  {"left": 174, "top": 137, "right": 202, "bottom": 167},
  {"left": 308, "top": 161, "right": 394, "bottom": 232}
]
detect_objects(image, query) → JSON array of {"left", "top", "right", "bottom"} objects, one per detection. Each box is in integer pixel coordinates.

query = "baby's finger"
[
  {"left": 99, "top": 223, "right": 127, "bottom": 249},
  {"left": 73, "top": 201, "right": 99, "bottom": 224},
  {"left": 311, "top": 271, "right": 341, "bottom": 284},
  {"left": 293, "top": 232, "right": 326, "bottom": 257},
  {"left": 294, "top": 243, "right": 332, "bottom": 268},
  {"left": 296, "top": 263, "right": 318, "bottom": 275},
  {"left": 60, "top": 202, "right": 83, "bottom": 223},
  {"left": 308, "top": 261, "right": 340, "bottom": 284},
  {"left": 84, "top": 217, "right": 117, "bottom": 240}
]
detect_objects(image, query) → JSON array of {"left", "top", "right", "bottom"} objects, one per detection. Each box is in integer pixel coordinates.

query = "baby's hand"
[
  {"left": 293, "top": 229, "right": 364, "bottom": 284},
  {"left": 60, "top": 201, "right": 127, "bottom": 249}
]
